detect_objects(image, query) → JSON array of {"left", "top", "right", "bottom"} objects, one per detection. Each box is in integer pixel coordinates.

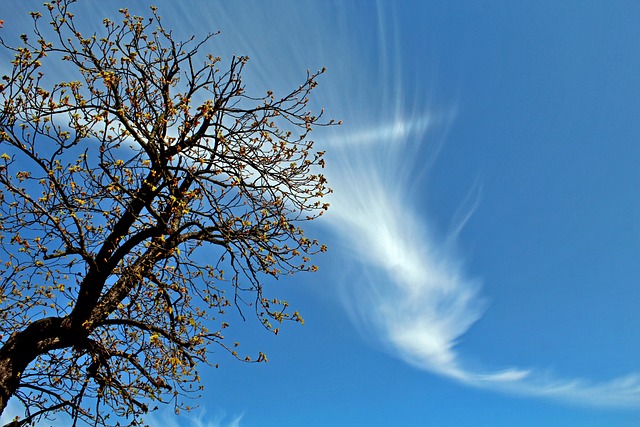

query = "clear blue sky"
[{"left": 2, "top": 1, "right": 640, "bottom": 426}]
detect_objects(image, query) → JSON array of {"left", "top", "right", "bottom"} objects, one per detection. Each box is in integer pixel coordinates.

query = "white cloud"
[
  {"left": 0, "top": 398, "right": 71, "bottom": 427},
  {"left": 198, "top": 0, "right": 640, "bottom": 410},
  {"left": 324, "top": 114, "right": 640, "bottom": 408},
  {"left": 0, "top": 398, "right": 244, "bottom": 427},
  {"left": 0, "top": 399, "right": 22, "bottom": 426},
  {"left": 145, "top": 408, "right": 244, "bottom": 427}
]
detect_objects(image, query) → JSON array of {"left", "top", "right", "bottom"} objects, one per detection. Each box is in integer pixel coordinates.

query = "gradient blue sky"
[{"left": 2, "top": 1, "right": 640, "bottom": 426}]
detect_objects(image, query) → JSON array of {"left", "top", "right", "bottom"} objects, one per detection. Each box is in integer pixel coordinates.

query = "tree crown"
[{"left": 0, "top": 1, "right": 334, "bottom": 425}]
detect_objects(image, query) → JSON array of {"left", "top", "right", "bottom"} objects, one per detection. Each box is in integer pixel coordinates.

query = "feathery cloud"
[{"left": 324, "top": 113, "right": 640, "bottom": 408}]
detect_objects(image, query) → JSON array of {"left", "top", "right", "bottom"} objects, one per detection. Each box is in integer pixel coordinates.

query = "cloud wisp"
[
  {"left": 145, "top": 408, "right": 244, "bottom": 427},
  {"left": 324, "top": 112, "right": 640, "bottom": 408}
]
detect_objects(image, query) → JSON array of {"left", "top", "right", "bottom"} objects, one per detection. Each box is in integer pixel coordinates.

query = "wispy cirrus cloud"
[
  {"left": 0, "top": 397, "right": 245, "bottom": 427},
  {"left": 145, "top": 408, "right": 244, "bottom": 427},
  {"left": 259, "top": 0, "right": 640, "bottom": 410},
  {"left": 324, "top": 111, "right": 640, "bottom": 408}
]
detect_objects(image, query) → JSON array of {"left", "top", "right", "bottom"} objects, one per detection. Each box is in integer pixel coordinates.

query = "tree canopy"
[{"left": 0, "top": 1, "right": 333, "bottom": 425}]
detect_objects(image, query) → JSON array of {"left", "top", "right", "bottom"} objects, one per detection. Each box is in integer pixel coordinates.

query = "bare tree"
[{"left": 0, "top": 1, "right": 333, "bottom": 425}]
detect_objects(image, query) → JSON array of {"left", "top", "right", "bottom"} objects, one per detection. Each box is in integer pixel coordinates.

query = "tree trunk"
[
  {"left": 0, "top": 317, "right": 68, "bottom": 416},
  {"left": 0, "top": 334, "right": 28, "bottom": 416}
]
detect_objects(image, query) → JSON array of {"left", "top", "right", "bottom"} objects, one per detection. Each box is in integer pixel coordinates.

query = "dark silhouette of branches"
[{"left": 0, "top": 1, "right": 334, "bottom": 425}]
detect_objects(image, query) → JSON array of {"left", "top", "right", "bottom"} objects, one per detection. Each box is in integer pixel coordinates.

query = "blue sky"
[{"left": 2, "top": 1, "right": 640, "bottom": 426}]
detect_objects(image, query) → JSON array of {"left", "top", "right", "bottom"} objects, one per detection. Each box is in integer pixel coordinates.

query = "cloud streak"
[
  {"left": 324, "top": 111, "right": 640, "bottom": 408},
  {"left": 145, "top": 408, "right": 244, "bottom": 427},
  {"left": 248, "top": 0, "right": 640, "bottom": 410}
]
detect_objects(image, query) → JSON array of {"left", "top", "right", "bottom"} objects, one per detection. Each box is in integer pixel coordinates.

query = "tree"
[{"left": 0, "top": 1, "right": 333, "bottom": 425}]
